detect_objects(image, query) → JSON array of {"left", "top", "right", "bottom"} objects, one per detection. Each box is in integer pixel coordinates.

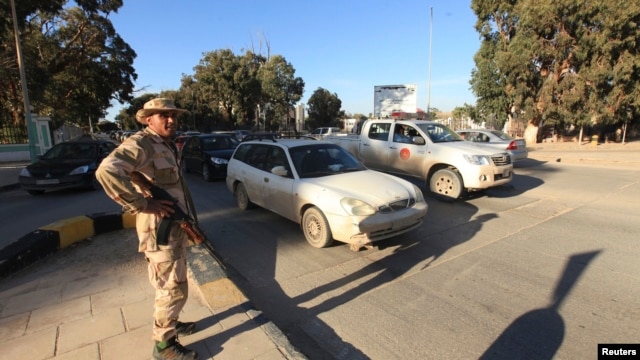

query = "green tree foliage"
[
  {"left": 452, "top": 103, "right": 478, "bottom": 129},
  {"left": 258, "top": 54, "right": 304, "bottom": 132},
  {"left": 351, "top": 113, "right": 369, "bottom": 121},
  {"left": 470, "top": 0, "right": 640, "bottom": 143},
  {"left": 115, "top": 93, "right": 156, "bottom": 130},
  {"left": 122, "top": 49, "right": 305, "bottom": 133},
  {"left": 193, "top": 49, "right": 244, "bottom": 127},
  {"left": 181, "top": 49, "right": 302, "bottom": 132},
  {"left": 306, "top": 87, "right": 342, "bottom": 130},
  {"left": 0, "top": 0, "right": 136, "bottom": 131}
]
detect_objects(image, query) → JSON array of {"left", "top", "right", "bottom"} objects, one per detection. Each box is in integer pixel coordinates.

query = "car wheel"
[
  {"left": 27, "top": 190, "right": 45, "bottom": 195},
  {"left": 429, "top": 168, "right": 463, "bottom": 200},
  {"left": 302, "top": 207, "right": 333, "bottom": 248},
  {"left": 181, "top": 158, "right": 190, "bottom": 173},
  {"left": 202, "top": 163, "right": 213, "bottom": 182},
  {"left": 234, "top": 183, "right": 253, "bottom": 210}
]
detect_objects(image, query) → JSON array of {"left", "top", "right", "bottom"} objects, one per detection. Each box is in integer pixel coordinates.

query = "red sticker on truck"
[{"left": 400, "top": 148, "right": 411, "bottom": 160}]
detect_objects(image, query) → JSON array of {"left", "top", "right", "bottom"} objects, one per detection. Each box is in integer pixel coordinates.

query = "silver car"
[
  {"left": 226, "top": 139, "right": 428, "bottom": 250},
  {"left": 456, "top": 129, "right": 528, "bottom": 161}
]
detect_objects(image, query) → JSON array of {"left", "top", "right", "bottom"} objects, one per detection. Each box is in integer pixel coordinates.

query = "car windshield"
[
  {"left": 290, "top": 144, "right": 366, "bottom": 178},
  {"left": 42, "top": 143, "right": 96, "bottom": 159},
  {"left": 202, "top": 136, "right": 239, "bottom": 150},
  {"left": 416, "top": 123, "right": 464, "bottom": 143}
]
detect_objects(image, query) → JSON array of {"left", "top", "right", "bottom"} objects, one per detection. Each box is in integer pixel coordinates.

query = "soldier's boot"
[
  {"left": 152, "top": 336, "right": 198, "bottom": 360},
  {"left": 176, "top": 321, "right": 196, "bottom": 336}
]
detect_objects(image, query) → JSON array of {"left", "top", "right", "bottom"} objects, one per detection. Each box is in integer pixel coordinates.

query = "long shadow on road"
[
  {"left": 480, "top": 250, "right": 601, "bottom": 360},
  {"left": 196, "top": 180, "right": 495, "bottom": 359}
]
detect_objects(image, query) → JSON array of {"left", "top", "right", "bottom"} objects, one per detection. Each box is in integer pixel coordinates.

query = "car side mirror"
[
  {"left": 271, "top": 166, "right": 288, "bottom": 177},
  {"left": 412, "top": 137, "right": 426, "bottom": 145}
]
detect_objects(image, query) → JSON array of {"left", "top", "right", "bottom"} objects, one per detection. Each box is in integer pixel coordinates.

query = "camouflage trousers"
[{"left": 145, "top": 247, "right": 189, "bottom": 342}]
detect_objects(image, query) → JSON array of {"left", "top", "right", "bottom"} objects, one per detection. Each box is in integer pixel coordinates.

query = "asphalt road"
[
  {"left": 183, "top": 159, "right": 640, "bottom": 359},
  {"left": 2, "top": 155, "right": 639, "bottom": 359}
]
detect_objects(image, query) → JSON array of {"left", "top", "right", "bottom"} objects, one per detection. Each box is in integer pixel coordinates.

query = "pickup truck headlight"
[
  {"left": 20, "top": 168, "right": 32, "bottom": 177},
  {"left": 341, "top": 198, "right": 375, "bottom": 216},
  {"left": 211, "top": 157, "right": 229, "bottom": 165},
  {"left": 463, "top": 154, "right": 490, "bottom": 165}
]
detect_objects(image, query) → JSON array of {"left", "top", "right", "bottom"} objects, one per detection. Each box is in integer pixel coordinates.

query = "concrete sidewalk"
[{"left": 0, "top": 222, "right": 304, "bottom": 360}]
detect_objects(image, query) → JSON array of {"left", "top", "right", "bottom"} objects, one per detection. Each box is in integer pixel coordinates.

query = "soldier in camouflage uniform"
[{"left": 96, "top": 98, "right": 199, "bottom": 360}]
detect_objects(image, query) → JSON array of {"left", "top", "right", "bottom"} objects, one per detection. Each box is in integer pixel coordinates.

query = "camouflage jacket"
[{"left": 96, "top": 127, "right": 191, "bottom": 252}]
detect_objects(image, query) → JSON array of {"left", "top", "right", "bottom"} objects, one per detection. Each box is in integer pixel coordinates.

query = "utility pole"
[
  {"left": 427, "top": 6, "right": 433, "bottom": 120},
  {"left": 11, "top": 0, "right": 39, "bottom": 162}
]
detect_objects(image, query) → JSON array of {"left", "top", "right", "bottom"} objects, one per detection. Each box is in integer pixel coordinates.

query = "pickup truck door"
[
  {"left": 387, "top": 124, "right": 429, "bottom": 178},
  {"left": 359, "top": 122, "right": 392, "bottom": 171}
]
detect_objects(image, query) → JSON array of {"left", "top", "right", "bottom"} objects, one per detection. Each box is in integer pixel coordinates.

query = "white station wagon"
[{"left": 226, "top": 139, "right": 428, "bottom": 250}]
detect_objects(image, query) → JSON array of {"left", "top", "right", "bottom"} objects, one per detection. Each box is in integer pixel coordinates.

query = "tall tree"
[
  {"left": 306, "top": 87, "right": 342, "bottom": 130},
  {"left": 470, "top": 0, "right": 640, "bottom": 144},
  {"left": 193, "top": 49, "right": 245, "bottom": 129},
  {"left": 190, "top": 49, "right": 304, "bottom": 131},
  {"left": 258, "top": 54, "right": 304, "bottom": 132},
  {"left": 0, "top": 0, "right": 136, "bottom": 130}
]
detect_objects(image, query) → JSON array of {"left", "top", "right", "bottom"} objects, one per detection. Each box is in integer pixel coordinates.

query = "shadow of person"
[{"left": 480, "top": 250, "right": 601, "bottom": 360}]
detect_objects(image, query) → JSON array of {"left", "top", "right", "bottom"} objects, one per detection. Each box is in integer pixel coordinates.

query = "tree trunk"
[{"left": 524, "top": 120, "right": 539, "bottom": 145}]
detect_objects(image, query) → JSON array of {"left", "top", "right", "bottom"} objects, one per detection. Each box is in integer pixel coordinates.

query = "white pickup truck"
[{"left": 325, "top": 119, "right": 513, "bottom": 200}]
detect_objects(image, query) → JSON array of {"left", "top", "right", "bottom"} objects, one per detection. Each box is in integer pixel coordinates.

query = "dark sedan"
[
  {"left": 19, "top": 139, "right": 117, "bottom": 195},
  {"left": 181, "top": 134, "right": 239, "bottom": 181}
]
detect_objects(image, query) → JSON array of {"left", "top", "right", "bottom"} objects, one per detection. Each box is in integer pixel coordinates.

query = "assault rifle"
[{"left": 130, "top": 171, "right": 225, "bottom": 269}]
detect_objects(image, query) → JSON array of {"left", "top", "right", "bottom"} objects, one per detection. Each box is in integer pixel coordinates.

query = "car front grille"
[
  {"left": 491, "top": 154, "right": 512, "bottom": 166},
  {"left": 378, "top": 198, "right": 416, "bottom": 213}
]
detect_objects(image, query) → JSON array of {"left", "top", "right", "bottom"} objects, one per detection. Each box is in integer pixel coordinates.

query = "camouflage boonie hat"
[{"left": 135, "top": 98, "right": 189, "bottom": 124}]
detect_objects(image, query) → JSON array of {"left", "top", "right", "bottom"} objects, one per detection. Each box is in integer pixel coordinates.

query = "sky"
[{"left": 105, "top": 0, "right": 481, "bottom": 120}]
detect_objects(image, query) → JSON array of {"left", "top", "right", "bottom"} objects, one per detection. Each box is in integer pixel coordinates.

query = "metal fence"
[{"left": 0, "top": 123, "right": 28, "bottom": 144}]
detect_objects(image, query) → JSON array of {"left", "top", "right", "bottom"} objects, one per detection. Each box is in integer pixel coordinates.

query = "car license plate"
[{"left": 36, "top": 179, "right": 60, "bottom": 185}]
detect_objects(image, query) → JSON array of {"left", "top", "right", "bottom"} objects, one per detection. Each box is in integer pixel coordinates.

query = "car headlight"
[
  {"left": 340, "top": 197, "right": 375, "bottom": 216},
  {"left": 20, "top": 168, "right": 32, "bottom": 177},
  {"left": 69, "top": 165, "right": 90, "bottom": 175},
  {"left": 463, "top": 154, "right": 490, "bottom": 165},
  {"left": 211, "top": 157, "right": 228, "bottom": 165},
  {"left": 412, "top": 184, "right": 425, "bottom": 203}
]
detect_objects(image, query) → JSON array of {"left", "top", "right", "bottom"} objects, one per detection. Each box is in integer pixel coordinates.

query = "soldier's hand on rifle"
[{"left": 143, "top": 199, "right": 176, "bottom": 218}]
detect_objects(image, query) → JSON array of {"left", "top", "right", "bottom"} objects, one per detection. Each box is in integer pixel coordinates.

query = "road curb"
[{"left": 0, "top": 211, "right": 136, "bottom": 277}]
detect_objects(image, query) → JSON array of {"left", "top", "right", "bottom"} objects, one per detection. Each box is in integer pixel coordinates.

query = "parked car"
[
  {"left": 230, "top": 130, "right": 251, "bottom": 141},
  {"left": 181, "top": 134, "right": 240, "bottom": 181},
  {"left": 173, "top": 135, "right": 192, "bottom": 152},
  {"left": 456, "top": 129, "right": 528, "bottom": 161},
  {"left": 309, "top": 127, "right": 342, "bottom": 140},
  {"left": 241, "top": 132, "right": 282, "bottom": 142},
  {"left": 226, "top": 139, "right": 428, "bottom": 250},
  {"left": 18, "top": 139, "right": 117, "bottom": 195}
]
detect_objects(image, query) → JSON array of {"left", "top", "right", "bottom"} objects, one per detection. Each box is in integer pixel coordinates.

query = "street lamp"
[
  {"left": 190, "top": 89, "right": 196, "bottom": 130},
  {"left": 427, "top": 6, "right": 433, "bottom": 120},
  {"left": 10, "top": 0, "right": 39, "bottom": 162}
]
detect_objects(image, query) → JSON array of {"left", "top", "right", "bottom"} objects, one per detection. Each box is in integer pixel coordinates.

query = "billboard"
[{"left": 373, "top": 84, "right": 417, "bottom": 118}]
